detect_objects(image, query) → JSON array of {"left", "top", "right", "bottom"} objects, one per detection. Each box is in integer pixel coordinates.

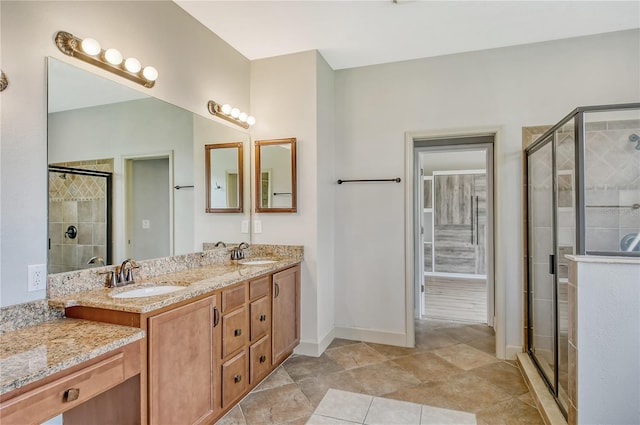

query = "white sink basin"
[
  {"left": 238, "top": 259, "right": 278, "bottom": 266},
  {"left": 110, "top": 285, "right": 185, "bottom": 299}
]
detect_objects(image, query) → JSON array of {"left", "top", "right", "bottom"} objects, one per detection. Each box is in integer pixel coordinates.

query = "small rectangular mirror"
[
  {"left": 205, "top": 142, "right": 244, "bottom": 213},
  {"left": 255, "top": 138, "right": 297, "bottom": 213}
]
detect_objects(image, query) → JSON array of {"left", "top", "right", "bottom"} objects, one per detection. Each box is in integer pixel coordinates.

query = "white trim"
[
  {"left": 295, "top": 327, "right": 335, "bottom": 357},
  {"left": 425, "top": 272, "right": 487, "bottom": 280},
  {"left": 506, "top": 345, "right": 522, "bottom": 361},
  {"left": 405, "top": 126, "right": 506, "bottom": 359},
  {"left": 334, "top": 326, "right": 409, "bottom": 347},
  {"left": 432, "top": 169, "right": 486, "bottom": 176}
]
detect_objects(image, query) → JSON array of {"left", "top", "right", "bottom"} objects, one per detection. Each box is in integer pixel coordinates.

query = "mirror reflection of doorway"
[
  {"left": 226, "top": 172, "right": 239, "bottom": 209},
  {"left": 260, "top": 170, "right": 272, "bottom": 208},
  {"left": 125, "top": 156, "right": 171, "bottom": 260},
  {"left": 417, "top": 140, "right": 494, "bottom": 325}
]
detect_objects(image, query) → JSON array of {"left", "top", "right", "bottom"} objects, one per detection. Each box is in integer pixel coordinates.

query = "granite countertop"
[
  {"left": 0, "top": 318, "right": 144, "bottom": 396},
  {"left": 48, "top": 257, "right": 301, "bottom": 314}
]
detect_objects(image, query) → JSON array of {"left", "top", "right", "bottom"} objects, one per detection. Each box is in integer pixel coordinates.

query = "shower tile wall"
[
  {"left": 583, "top": 119, "right": 640, "bottom": 254},
  {"left": 48, "top": 159, "right": 112, "bottom": 274}
]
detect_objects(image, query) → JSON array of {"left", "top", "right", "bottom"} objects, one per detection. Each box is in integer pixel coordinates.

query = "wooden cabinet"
[
  {"left": 148, "top": 296, "right": 218, "bottom": 425},
  {"left": 221, "top": 351, "right": 247, "bottom": 407},
  {"left": 272, "top": 265, "right": 301, "bottom": 365},
  {"left": 433, "top": 173, "right": 486, "bottom": 275}
]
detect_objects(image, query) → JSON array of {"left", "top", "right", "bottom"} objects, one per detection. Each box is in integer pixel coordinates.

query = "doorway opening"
[
  {"left": 124, "top": 154, "right": 173, "bottom": 260},
  {"left": 414, "top": 136, "right": 495, "bottom": 326}
]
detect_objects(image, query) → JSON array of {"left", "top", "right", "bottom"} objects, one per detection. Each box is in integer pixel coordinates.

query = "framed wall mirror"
[
  {"left": 205, "top": 142, "right": 243, "bottom": 213},
  {"left": 255, "top": 138, "right": 297, "bottom": 213}
]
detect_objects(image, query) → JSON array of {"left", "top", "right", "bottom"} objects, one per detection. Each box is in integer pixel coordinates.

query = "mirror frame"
[
  {"left": 255, "top": 138, "right": 297, "bottom": 213},
  {"left": 205, "top": 142, "right": 244, "bottom": 213}
]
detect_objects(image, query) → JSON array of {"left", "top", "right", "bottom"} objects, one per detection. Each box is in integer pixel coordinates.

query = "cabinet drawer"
[
  {"left": 222, "top": 283, "right": 247, "bottom": 313},
  {"left": 250, "top": 297, "right": 270, "bottom": 341},
  {"left": 250, "top": 335, "right": 271, "bottom": 385},
  {"left": 0, "top": 353, "right": 125, "bottom": 425},
  {"left": 222, "top": 307, "right": 247, "bottom": 358},
  {"left": 221, "top": 351, "right": 247, "bottom": 408},
  {"left": 249, "top": 276, "right": 270, "bottom": 301}
]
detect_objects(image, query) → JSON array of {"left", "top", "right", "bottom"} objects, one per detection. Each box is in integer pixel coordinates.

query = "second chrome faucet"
[{"left": 230, "top": 242, "right": 250, "bottom": 260}]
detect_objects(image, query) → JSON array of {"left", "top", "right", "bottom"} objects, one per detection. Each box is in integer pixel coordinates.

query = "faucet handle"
[{"left": 98, "top": 270, "right": 117, "bottom": 288}]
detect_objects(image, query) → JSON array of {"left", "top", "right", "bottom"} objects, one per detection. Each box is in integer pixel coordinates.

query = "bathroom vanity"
[{"left": 48, "top": 257, "right": 301, "bottom": 424}]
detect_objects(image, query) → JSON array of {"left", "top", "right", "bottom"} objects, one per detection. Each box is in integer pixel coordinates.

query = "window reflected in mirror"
[
  {"left": 205, "top": 142, "right": 244, "bottom": 213},
  {"left": 255, "top": 138, "right": 297, "bottom": 213}
]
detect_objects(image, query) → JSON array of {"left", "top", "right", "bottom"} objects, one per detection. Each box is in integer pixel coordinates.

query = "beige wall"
[{"left": 0, "top": 1, "right": 250, "bottom": 306}]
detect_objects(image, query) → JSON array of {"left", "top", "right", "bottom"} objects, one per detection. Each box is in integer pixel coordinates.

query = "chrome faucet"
[
  {"left": 87, "top": 256, "right": 105, "bottom": 266},
  {"left": 230, "top": 242, "right": 250, "bottom": 260},
  {"left": 117, "top": 258, "right": 139, "bottom": 285},
  {"left": 213, "top": 241, "right": 227, "bottom": 248}
]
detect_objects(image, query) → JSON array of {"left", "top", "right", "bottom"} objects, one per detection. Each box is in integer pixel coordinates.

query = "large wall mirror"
[
  {"left": 47, "top": 57, "right": 250, "bottom": 274},
  {"left": 255, "top": 138, "right": 297, "bottom": 213},
  {"left": 205, "top": 142, "right": 243, "bottom": 213}
]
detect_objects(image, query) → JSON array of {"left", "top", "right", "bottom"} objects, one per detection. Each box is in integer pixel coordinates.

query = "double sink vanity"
[{"left": 0, "top": 245, "right": 302, "bottom": 424}]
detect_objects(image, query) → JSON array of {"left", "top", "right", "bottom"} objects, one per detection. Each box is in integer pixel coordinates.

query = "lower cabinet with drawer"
[{"left": 64, "top": 264, "right": 301, "bottom": 425}]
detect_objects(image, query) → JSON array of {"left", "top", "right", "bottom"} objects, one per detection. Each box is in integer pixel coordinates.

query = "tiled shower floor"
[{"left": 217, "top": 320, "right": 543, "bottom": 425}]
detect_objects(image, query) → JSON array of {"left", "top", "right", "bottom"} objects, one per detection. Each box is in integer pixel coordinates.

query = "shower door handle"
[
  {"left": 475, "top": 196, "right": 479, "bottom": 246},
  {"left": 470, "top": 195, "right": 474, "bottom": 244},
  {"left": 549, "top": 254, "right": 555, "bottom": 275}
]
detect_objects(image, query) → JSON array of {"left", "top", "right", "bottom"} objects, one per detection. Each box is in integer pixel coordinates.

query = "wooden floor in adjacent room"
[{"left": 423, "top": 275, "right": 487, "bottom": 323}]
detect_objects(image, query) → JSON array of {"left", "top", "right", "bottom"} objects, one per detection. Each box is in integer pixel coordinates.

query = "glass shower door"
[{"left": 527, "top": 137, "right": 556, "bottom": 387}]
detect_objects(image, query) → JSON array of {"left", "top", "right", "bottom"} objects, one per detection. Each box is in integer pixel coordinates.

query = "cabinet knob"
[
  {"left": 259, "top": 314, "right": 267, "bottom": 322},
  {"left": 234, "top": 374, "right": 242, "bottom": 383},
  {"left": 259, "top": 355, "right": 266, "bottom": 363},
  {"left": 234, "top": 328, "right": 242, "bottom": 337},
  {"left": 63, "top": 388, "right": 80, "bottom": 402}
]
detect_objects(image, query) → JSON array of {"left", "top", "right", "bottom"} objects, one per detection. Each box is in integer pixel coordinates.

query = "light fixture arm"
[
  {"left": 54, "top": 31, "right": 156, "bottom": 88},
  {"left": 207, "top": 100, "right": 251, "bottom": 129},
  {"left": 0, "top": 70, "right": 7, "bottom": 92}
]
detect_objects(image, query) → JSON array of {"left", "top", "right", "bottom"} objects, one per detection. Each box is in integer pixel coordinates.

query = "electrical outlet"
[
  {"left": 28, "top": 264, "right": 47, "bottom": 292},
  {"left": 241, "top": 220, "right": 249, "bottom": 233}
]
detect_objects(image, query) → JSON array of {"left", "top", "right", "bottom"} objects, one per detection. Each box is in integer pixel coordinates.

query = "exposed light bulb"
[
  {"left": 221, "top": 104, "right": 232, "bottom": 115},
  {"left": 247, "top": 116, "right": 256, "bottom": 126},
  {"left": 239, "top": 112, "right": 248, "bottom": 122},
  {"left": 231, "top": 108, "right": 240, "bottom": 119},
  {"left": 81, "top": 38, "right": 101, "bottom": 56},
  {"left": 142, "top": 66, "right": 158, "bottom": 81},
  {"left": 103, "top": 48, "right": 123, "bottom": 65},
  {"left": 124, "top": 57, "right": 141, "bottom": 73}
]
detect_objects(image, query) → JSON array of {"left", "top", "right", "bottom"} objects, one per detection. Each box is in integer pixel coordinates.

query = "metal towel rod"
[
  {"left": 337, "top": 178, "right": 401, "bottom": 184},
  {"left": 174, "top": 185, "right": 194, "bottom": 190},
  {"left": 273, "top": 192, "right": 292, "bottom": 196},
  {"left": 586, "top": 204, "right": 640, "bottom": 209}
]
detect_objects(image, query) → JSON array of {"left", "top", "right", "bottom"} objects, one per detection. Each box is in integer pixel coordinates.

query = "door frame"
[
  {"left": 122, "top": 151, "right": 174, "bottom": 259},
  {"left": 404, "top": 127, "right": 505, "bottom": 359}
]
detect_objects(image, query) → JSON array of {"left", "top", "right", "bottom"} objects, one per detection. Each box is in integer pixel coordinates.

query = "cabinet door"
[
  {"left": 250, "top": 335, "right": 271, "bottom": 385},
  {"left": 272, "top": 266, "right": 300, "bottom": 365},
  {"left": 148, "top": 296, "right": 217, "bottom": 425},
  {"left": 434, "top": 174, "right": 474, "bottom": 226},
  {"left": 221, "top": 351, "right": 247, "bottom": 409},
  {"left": 250, "top": 296, "right": 270, "bottom": 342}
]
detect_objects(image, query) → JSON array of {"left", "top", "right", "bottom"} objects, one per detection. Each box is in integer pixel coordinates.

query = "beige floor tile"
[
  {"left": 414, "top": 329, "right": 461, "bottom": 351},
  {"left": 465, "top": 335, "right": 496, "bottom": 355},
  {"left": 327, "top": 338, "right": 361, "bottom": 349},
  {"left": 346, "top": 361, "right": 421, "bottom": 396},
  {"left": 420, "top": 405, "right": 477, "bottom": 425},
  {"left": 518, "top": 391, "right": 537, "bottom": 408},
  {"left": 439, "top": 325, "right": 493, "bottom": 343},
  {"left": 240, "top": 383, "right": 314, "bottom": 424},
  {"left": 283, "top": 352, "right": 345, "bottom": 382},
  {"left": 364, "top": 396, "right": 422, "bottom": 425},
  {"left": 470, "top": 361, "right": 529, "bottom": 396},
  {"left": 314, "top": 389, "right": 372, "bottom": 423},
  {"left": 365, "top": 342, "right": 424, "bottom": 359},
  {"left": 306, "top": 414, "right": 361, "bottom": 424},
  {"left": 252, "top": 365, "right": 295, "bottom": 392},
  {"left": 384, "top": 374, "right": 511, "bottom": 413},
  {"left": 298, "top": 370, "right": 367, "bottom": 407},
  {"left": 325, "top": 343, "right": 387, "bottom": 370},
  {"left": 433, "top": 343, "right": 499, "bottom": 371},
  {"left": 475, "top": 397, "right": 544, "bottom": 425},
  {"left": 216, "top": 405, "right": 246, "bottom": 425},
  {"left": 392, "top": 351, "right": 465, "bottom": 383}
]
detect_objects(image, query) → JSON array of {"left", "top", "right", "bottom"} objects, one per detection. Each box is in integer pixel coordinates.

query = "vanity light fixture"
[
  {"left": 54, "top": 31, "right": 158, "bottom": 88},
  {"left": 207, "top": 100, "right": 256, "bottom": 129},
  {"left": 0, "top": 70, "right": 7, "bottom": 92}
]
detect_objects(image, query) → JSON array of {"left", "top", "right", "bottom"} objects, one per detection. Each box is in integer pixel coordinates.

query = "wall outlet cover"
[
  {"left": 28, "top": 264, "right": 47, "bottom": 292},
  {"left": 254, "top": 220, "right": 262, "bottom": 234}
]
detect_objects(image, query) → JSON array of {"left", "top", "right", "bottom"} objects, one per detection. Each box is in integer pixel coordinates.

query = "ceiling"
[{"left": 174, "top": 0, "right": 640, "bottom": 70}]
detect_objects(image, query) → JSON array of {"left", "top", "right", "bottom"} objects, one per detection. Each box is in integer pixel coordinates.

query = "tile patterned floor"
[{"left": 216, "top": 320, "right": 543, "bottom": 425}]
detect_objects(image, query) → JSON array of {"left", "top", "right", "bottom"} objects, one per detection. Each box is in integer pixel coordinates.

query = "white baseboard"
[
  {"left": 294, "top": 328, "right": 336, "bottom": 357},
  {"left": 505, "top": 344, "right": 521, "bottom": 360},
  {"left": 334, "top": 326, "right": 409, "bottom": 347}
]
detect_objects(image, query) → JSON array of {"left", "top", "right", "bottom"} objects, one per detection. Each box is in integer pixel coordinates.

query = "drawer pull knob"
[
  {"left": 63, "top": 388, "right": 80, "bottom": 402},
  {"left": 259, "top": 355, "right": 266, "bottom": 363},
  {"left": 259, "top": 314, "right": 267, "bottom": 322},
  {"left": 234, "top": 374, "right": 242, "bottom": 383},
  {"left": 234, "top": 328, "right": 242, "bottom": 337}
]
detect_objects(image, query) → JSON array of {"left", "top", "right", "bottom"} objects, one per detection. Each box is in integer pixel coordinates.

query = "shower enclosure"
[
  {"left": 48, "top": 165, "right": 112, "bottom": 273},
  {"left": 525, "top": 103, "right": 640, "bottom": 416}
]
